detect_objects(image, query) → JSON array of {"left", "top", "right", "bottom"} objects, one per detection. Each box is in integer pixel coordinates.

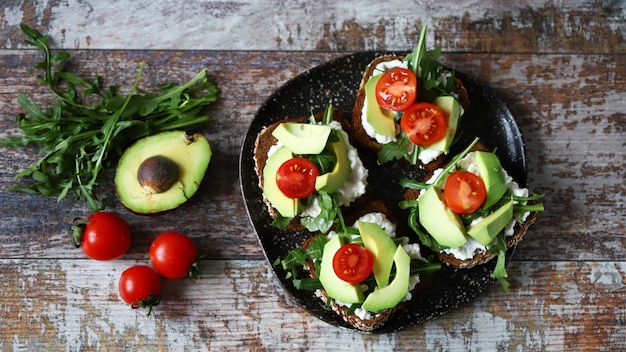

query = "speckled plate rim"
[{"left": 239, "top": 51, "right": 527, "bottom": 332}]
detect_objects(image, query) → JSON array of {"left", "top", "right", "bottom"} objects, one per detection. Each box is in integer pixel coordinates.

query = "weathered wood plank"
[
  {"left": 0, "top": 50, "right": 623, "bottom": 262},
  {"left": 0, "top": 259, "right": 624, "bottom": 351},
  {"left": 1, "top": 0, "right": 625, "bottom": 53}
]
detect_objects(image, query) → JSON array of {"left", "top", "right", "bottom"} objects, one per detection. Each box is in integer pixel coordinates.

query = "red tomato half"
[
  {"left": 119, "top": 265, "right": 161, "bottom": 316},
  {"left": 400, "top": 102, "right": 448, "bottom": 146},
  {"left": 375, "top": 67, "right": 418, "bottom": 111},
  {"left": 444, "top": 171, "right": 488, "bottom": 214},
  {"left": 73, "top": 212, "right": 131, "bottom": 261},
  {"left": 275, "top": 157, "right": 320, "bottom": 199},
  {"left": 332, "top": 243, "right": 374, "bottom": 283},
  {"left": 149, "top": 231, "right": 199, "bottom": 279}
]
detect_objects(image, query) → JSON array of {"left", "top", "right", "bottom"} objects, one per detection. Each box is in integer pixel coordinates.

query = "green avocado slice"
[{"left": 362, "top": 245, "right": 411, "bottom": 313}]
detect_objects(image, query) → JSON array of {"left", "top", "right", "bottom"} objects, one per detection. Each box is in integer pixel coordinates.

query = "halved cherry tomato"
[
  {"left": 276, "top": 157, "right": 320, "bottom": 199},
  {"left": 332, "top": 243, "right": 374, "bottom": 283},
  {"left": 400, "top": 102, "right": 448, "bottom": 146},
  {"left": 375, "top": 67, "right": 418, "bottom": 111},
  {"left": 444, "top": 171, "right": 488, "bottom": 214}
]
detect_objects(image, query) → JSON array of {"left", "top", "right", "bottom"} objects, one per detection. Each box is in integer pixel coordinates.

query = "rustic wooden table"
[{"left": 1, "top": 1, "right": 624, "bottom": 351}]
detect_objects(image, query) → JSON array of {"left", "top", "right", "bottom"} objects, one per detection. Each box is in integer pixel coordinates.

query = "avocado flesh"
[
  {"left": 357, "top": 221, "right": 397, "bottom": 288},
  {"left": 315, "top": 130, "right": 352, "bottom": 194},
  {"left": 427, "top": 96, "right": 461, "bottom": 153},
  {"left": 114, "top": 131, "right": 211, "bottom": 214},
  {"left": 468, "top": 200, "right": 514, "bottom": 246},
  {"left": 418, "top": 186, "right": 467, "bottom": 248},
  {"left": 271, "top": 122, "right": 332, "bottom": 155},
  {"left": 318, "top": 235, "right": 365, "bottom": 304},
  {"left": 474, "top": 151, "right": 508, "bottom": 209},
  {"left": 364, "top": 75, "right": 396, "bottom": 136},
  {"left": 262, "top": 146, "right": 302, "bottom": 218},
  {"left": 362, "top": 245, "right": 411, "bottom": 313}
]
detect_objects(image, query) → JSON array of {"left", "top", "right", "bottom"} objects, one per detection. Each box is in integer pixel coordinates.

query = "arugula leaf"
[
  {"left": 301, "top": 191, "right": 343, "bottom": 234},
  {"left": 305, "top": 150, "right": 336, "bottom": 174},
  {"left": 377, "top": 133, "right": 411, "bottom": 164},
  {"left": 271, "top": 214, "right": 294, "bottom": 230},
  {"left": 409, "top": 259, "right": 442, "bottom": 277},
  {"left": 490, "top": 232, "right": 510, "bottom": 291},
  {"left": 292, "top": 278, "right": 323, "bottom": 290},
  {"left": 1, "top": 24, "right": 218, "bottom": 211},
  {"left": 274, "top": 235, "right": 327, "bottom": 289}
]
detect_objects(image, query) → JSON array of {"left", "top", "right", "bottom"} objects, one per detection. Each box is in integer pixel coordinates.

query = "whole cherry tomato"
[
  {"left": 119, "top": 265, "right": 161, "bottom": 316},
  {"left": 149, "top": 231, "right": 200, "bottom": 279},
  {"left": 71, "top": 212, "right": 131, "bottom": 261}
]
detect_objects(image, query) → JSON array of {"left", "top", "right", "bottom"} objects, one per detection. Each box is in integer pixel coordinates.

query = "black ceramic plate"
[{"left": 239, "top": 52, "right": 527, "bottom": 332}]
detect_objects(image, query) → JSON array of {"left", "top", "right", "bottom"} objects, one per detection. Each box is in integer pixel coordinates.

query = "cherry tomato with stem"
[
  {"left": 332, "top": 243, "right": 374, "bottom": 283},
  {"left": 71, "top": 212, "right": 131, "bottom": 261},
  {"left": 375, "top": 67, "right": 418, "bottom": 111},
  {"left": 444, "top": 171, "right": 488, "bottom": 214},
  {"left": 400, "top": 102, "right": 448, "bottom": 146},
  {"left": 119, "top": 265, "right": 161, "bottom": 316},
  {"left": 275, "top": 157, "right": 320, "bottom": 199},
  {"left": 149, "top": 231, "right": 200, "bottom": 279}
]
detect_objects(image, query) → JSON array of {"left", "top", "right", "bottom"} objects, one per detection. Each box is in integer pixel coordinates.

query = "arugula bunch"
[{"left": 0, "top": 24, "right": 218, "bottom": 211}]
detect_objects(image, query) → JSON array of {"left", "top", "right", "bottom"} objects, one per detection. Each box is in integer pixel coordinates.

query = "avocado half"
[{"left": 114, "top": 130, "right": 212, "bottom": 214}]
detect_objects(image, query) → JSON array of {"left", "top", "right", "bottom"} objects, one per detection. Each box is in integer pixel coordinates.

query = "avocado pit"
[{"left": 137, "top": 155, "right": 179, "bottom": 194}]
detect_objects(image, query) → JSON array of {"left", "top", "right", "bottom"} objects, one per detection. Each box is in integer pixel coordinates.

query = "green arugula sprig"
[{"left": 0, "top": 24, "right": 218, "bottom": 211}]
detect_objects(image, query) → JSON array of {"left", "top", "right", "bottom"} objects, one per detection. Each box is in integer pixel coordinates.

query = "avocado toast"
[
  {"left": 351, "top": 27, "right": 470, "bottom": 171},
  {"left": 253, "top": 106, "right": 369, "bottom": 232},
  {"left": 276, "top": 200, "right": 440, "bottom": 332},
  {"left": 399, "top": 139, "right": 544, "bottom": 290}
]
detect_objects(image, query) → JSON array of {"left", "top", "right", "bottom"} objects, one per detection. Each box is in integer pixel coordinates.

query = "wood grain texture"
[
  {"left": 0, "top": 259, "right": 624, "bottom": 351},
  {"left": 0, "top": 1, "right": 625, "bottom": 350},
  {"left": 0, "top": 0, "right": 625, "bottom": 53},
  {"left": 0, "top": 50, "right": 623, "bottom": 261}
]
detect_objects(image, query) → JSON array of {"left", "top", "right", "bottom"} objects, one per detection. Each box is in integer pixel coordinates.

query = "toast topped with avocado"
[
  {"left": 352, "top": 27, "right": 470, "bottom": 171},
  {"left": 253, "top": 105, "right": 370, "bottom": 232},
  {"left": 399, "top": 138, "right": 544, "bottom": 290},
  {"left": 274, "top": 200, "right": 440, "bottom": 332}
]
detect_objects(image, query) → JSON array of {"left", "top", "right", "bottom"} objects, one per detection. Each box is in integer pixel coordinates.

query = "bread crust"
[{"left": 351, "top": 54, "right": 471, "bottom": 172}]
